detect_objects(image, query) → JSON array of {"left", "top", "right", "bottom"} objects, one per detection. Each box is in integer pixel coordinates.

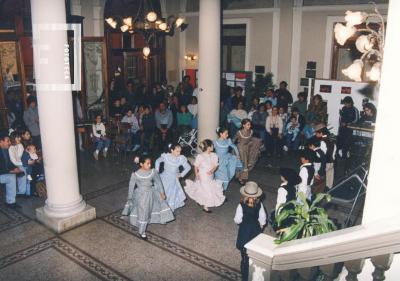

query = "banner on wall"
[{"left": 314, "top": 79, "right": 378, "bottom": 135}]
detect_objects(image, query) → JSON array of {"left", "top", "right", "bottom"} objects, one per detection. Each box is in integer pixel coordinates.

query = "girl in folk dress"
[
  {"left": 122, "top": 155, "right": 175, "bottom": 240},
  {"left": 234, "top": 182, "right": 267, "bottom": 281},
  {"left": 155, "top": 143, "right": 191, "bottom": 212},
  {"left": 184, "top": 139, "right": 226, "bottom": 213},
  {"left": 214, "top": 127, "right": 241, "bottom": 191},
  {"left": 235, "top": 119, "right": 262, "bottom": 184}
]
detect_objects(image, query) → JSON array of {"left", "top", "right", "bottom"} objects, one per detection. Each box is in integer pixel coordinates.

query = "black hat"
[
  {"left": 299, "top": 148, "right": 315, "bottom": 161},
  {"left": 280, "top": 168, "right": 301, "bottom": 185}
]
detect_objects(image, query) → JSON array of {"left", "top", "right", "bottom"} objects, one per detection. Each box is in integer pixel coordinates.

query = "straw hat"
[{"left": 240, "top": 181, "right": 263, "bottom": 198}]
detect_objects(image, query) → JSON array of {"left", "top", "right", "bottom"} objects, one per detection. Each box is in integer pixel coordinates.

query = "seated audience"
[
  {"left": 292, "top": 92, "right": 307, "bottom": 117},
  {"left": 248, "top": 97, "right": 260, "bottom": 119},
  {"left": 228, "top": 101, "right": 248, "bottom": 137},
  {"left": 121, "top": 109, "right": 141, "bottom": 152},
  {"left": 22, "top": 143, "right": 40, "bottom": 182},
  {"left": 141, "top": 105, "right": 156, "bottom": 155},
  {"left": 188, "top": 96, "right": 198, "bottom": 129},
  {"left": 284, "top": 115, "right": 300, "bottom": 152},
  {"left": 306, "top": 94, "right": 327, "bottom": 125},
  {"left": 110, "top": 99, "right": 123, "bottom": 119},
  {"left": 92, "top": 115, "right": 111, "bottom": 160},
  {"left": 275, "top": 81, "right": 293, "bottom": 110},
  {"left": 155, "top": 102, "right": 173, "bottom": 146},
  {"left": 176, "top": 104, "right": 193, "bottom": 135},
  {"left": 23, "top": 96, "right": 41, "bottom": 148},
  {"left": 0, "top": 135, "right": 26, "bottom": 207},
  {"left": 260, "top": 88, "right": 277, "bottom": 107}
]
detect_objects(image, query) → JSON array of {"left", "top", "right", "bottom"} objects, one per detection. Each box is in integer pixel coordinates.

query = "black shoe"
[
  {"left": 202, "top": 208, "right": 212, "bottom": 213},
  {"left": 16, "top": 194, "right": 29, "bottom": 198},
  {"left": 6, "top": 203, "right": 21, "bottom": 209}
]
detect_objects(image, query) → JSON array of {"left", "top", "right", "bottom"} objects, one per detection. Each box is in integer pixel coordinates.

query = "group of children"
[{"left": 120, "top": 121, "right": 336, "bottom": 280}]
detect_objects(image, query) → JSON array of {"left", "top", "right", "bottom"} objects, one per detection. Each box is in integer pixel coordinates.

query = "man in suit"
[{"left": 0, "top": 134, "right": 26, "bottom": 208}]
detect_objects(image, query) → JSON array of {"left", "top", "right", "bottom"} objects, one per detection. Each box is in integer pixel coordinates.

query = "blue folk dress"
[
  {"left": 155, "top": 153, "right": 191, "bottom": 211},
  {"left": 214, "top": 138, "right": 240, "bottom": 190},
  {"left": 122, "top": 169, "right": 175, "bottom": 235}
]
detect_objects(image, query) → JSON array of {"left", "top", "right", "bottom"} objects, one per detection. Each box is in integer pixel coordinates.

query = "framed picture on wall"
[
  {"left": 320, "top": 84, "right": 332, "bottom": 93},
  {"left": 341, "top": 86, "right": 352, "bottom": 94}
]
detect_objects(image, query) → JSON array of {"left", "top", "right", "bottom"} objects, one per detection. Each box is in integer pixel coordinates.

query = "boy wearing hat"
[{"left": 234, "top": 182, "right": 266, "bottom": 281}]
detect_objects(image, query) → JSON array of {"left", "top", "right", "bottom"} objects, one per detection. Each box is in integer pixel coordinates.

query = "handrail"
[{"left": 245, "top": 217, "right": 400, "bottom": 271}]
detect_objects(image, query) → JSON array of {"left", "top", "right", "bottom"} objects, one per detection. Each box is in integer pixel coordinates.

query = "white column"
[
  {"left": 31, "top": 0, "right": 95, "bottom": 232},
  {"left": 198, "top": 0, "right": 221, "bottom": 142},
  {"left": 362, "top": 1, "right": 400, "bottom": 224},
  {"left": 270, "top": 0, "right": 280, "bottom": 79},
  {"left": 289, "top": 0, "right": 303, "bottom": 95},
  {"left": 92, "top": 0, "right": 104, "bottom": 37}
]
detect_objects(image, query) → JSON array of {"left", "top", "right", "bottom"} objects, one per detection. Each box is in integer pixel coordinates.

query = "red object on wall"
[
  {"left": 235, "top": 73, "right": 246, "bottom": 79},
  {"left": 184, "top": 69, "right": 197, "bottom": 88},
  {"left": 134, "top": 35, "right": 145, "bottom": 48}
]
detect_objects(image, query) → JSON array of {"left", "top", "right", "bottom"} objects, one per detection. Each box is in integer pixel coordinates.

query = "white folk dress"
[{"left": 184, "top": 152, "right": 225, "bottom": 208}]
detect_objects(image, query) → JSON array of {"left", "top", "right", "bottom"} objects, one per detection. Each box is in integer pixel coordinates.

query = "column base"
[{"left": 36, "top": 204, "right": 96, "bottom": 233}]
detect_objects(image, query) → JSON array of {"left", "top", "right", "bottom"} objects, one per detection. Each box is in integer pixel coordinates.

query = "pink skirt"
[{"left": 184, "top": 177, "right": 225, "bottom": 208}]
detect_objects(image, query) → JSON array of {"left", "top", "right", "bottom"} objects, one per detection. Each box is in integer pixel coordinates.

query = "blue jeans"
[
  {"left": 0, "top": 174, "right": 19, "bottom": 204},
  {"left": 94, "top": 137, "right": 111, "bottom": 151},
  {"left": 286, "top": 134, "right": 300, "bottom": 151}
]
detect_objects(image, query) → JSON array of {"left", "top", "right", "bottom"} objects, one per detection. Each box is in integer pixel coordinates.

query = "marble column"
[
  {"left": 31, "top": 0, "right": 95, "bottom": 232},
  {"left": 362, "top": 0, "right": 400, "bottom": 224},
  {"left": 198, "top": 0, "right": 221, "bottom": 142}
]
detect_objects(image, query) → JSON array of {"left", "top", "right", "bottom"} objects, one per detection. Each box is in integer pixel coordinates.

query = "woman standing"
[
  {"left": 235, "top": 119, "right": 262, "bottom": 184},
  {"left": 122, "top": 155, "right": 175, "bottom": 240},
  {"left": 214, "top": 127, "right": 241, "bottom": 191},
  {"left": 184, "top": 139, "right": 225, "bottom": 213},
  {"left": 155, "top": 143, "right": 191, "bottom": 212}
]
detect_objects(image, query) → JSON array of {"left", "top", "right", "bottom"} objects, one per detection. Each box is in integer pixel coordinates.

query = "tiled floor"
[{"left": 0, "top": 150, "right": 363, "bottom": 280}]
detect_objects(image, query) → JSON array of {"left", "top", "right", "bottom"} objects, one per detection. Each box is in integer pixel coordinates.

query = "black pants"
[
  {"left": 338, "top": 126, "right": 353, "bottom": 156},
  {"left": 240, "top": 250, "right": 249, "bottom": 281},
  {"left": 267, "top": 128, "right": 283, "bottom": 155}
]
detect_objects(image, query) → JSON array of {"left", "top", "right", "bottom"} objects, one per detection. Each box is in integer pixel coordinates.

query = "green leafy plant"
[{"left": 274, "top": 193, "right": 337, "bottom": 244}]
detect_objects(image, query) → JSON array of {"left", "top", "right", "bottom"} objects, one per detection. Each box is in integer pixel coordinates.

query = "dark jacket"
[{"left": 0, "top": 148, "right": 17, "bottom": 175}]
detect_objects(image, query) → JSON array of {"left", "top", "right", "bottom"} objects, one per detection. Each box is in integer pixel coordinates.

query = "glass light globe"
[
  {"left": 120, "top": 25, "right": 129, "bottom": 32},
  {"left": 123, "top": 17, "right": 132, "bottom": 27},
  {"left": 366, "top": 62, "right": 381, "bottom": 81},
  {"left": 342, "top": 59, "right": 363, "bottom": 82},
  {"left": 146, "top": 11, "right": 157, "bottom": 22},
  {"left": 143, "top": 47, "right": 151, "bottom": 57},
  {"left": 355, "top": 35, "right": 373, "bottom": 53},
  {"left": 105, "top": 18, "right": 117, "bottom": 29},
  {"left": 334, "top": 23, "right": 356, "bottom": 46},
  {"left": 159, "top": 22, "right": 167, "bottom": 31},
  {"left": 345, "top": 11, "right": 367, "bottom": 27},
  {"left": 175, "top": 17, "right": 185, "bottom": 28}
]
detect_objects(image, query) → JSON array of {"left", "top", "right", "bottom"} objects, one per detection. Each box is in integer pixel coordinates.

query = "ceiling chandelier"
[
  {"left": 105, "top": 0, "right": 188, "bottom": 59},
  {"left": 334, "top": 3, "right": 385, "bottom": 82}
]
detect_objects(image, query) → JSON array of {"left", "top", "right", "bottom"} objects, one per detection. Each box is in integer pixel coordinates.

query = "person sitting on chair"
[
  {"left": 121, "top": 109, "right": 140, "bottom": 152},
  {"left": 92, "top": 115, "right": 111, "bottom": 160}
]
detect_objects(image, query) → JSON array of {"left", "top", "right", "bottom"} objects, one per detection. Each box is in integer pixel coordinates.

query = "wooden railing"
[{"left": 245, "top": 217, "right": 400, "bottom": 280}]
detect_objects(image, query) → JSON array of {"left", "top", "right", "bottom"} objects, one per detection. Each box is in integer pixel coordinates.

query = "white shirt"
[
  {"left": 230, "top": 109, "right": 248, "bottom": 120},
  {"left": 121, "top": 115, "right": 140, "bottom": 133},
  {"left": 265, "top": 115, "right": 283, "bottom": 134},
  {"left": 276, "top": 183, "right": 288, "bottom": 213},
  {"left": 192, "top": 88, "right": 199, "bottom": 97},
  {"left": 233, "top": 203, "right": 267, "bottom": 227},
  {"left": 92, "top": 123, "right": 106, "bottom": 138},
  {"left": 9, "top": 144, "right": 24, "bottom": 166},
  {"left": 188, "top": 104, "right": 198, "bottom": 117},
  {"left": 298, "top": 163, "right": 313, "bottom": 201}
]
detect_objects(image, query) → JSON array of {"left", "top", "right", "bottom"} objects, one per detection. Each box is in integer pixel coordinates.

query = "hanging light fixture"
[
  {"left": 334, "top": 3, "right": 385, "bottom": 83},
  {"left": 105, "top": 0, "right": 189, "bottom": 58},
  {"left": 143, "top": 46, "right": 151, "bottom": 59}
]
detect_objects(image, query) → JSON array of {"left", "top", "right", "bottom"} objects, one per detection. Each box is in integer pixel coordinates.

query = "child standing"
[
  {"left": 155, "top": 143, "right": 191, "bottom": 212},
  {"left": 307, "top": 137, "right": 327, "bottom": 194},
  {"left": 234, "top": 181, "right": 266, "bottom": 281},
  {"left": 184, "top": 139, "right": 225, "bottom": 213},
  {"left": 315, "top": 126, "right": 336, "bottom": 189},
  {"left": 122, "top": 155, "right": 174, "bottom": 240},
  {"left": 214, "top": 127, "right": 241, "bottom": 191},
  {"left": 298, "top": 149, "right": 315, "bottom": 202}
]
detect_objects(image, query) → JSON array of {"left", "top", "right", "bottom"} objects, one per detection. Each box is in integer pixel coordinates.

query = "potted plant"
[{"left": 274, "top": 193, "right": 337, "bottom": 244}]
